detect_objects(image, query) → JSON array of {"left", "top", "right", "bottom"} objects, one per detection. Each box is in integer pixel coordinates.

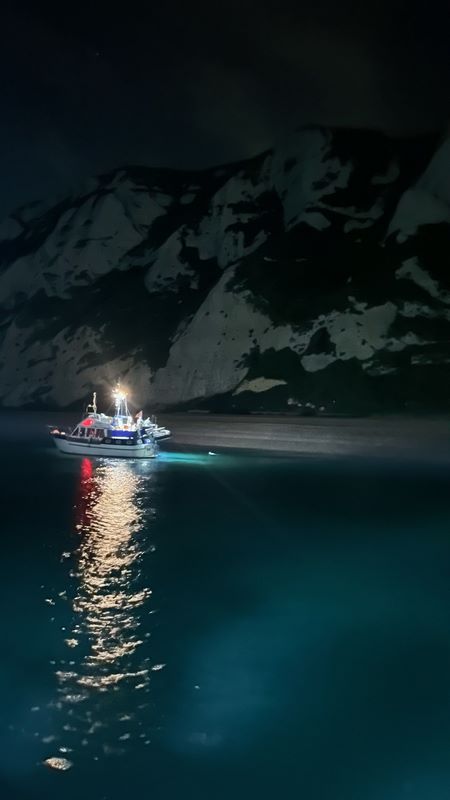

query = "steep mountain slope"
[{"left": 0, "top": 126, "right": 449, "bottom": 413}]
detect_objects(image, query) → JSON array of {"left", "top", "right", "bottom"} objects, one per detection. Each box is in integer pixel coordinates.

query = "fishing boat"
[{"left": 49, "top": 385, "right": 169, "bottom": 459}]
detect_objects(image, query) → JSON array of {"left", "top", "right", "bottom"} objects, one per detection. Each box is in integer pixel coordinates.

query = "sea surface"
[{"left": 1, "top": 413, "right": 450, "bottom": 799}]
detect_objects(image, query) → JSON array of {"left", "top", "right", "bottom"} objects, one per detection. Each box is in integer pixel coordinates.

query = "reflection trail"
[{"left": 52, "top": 457, "right": 159, "bottom": 761}]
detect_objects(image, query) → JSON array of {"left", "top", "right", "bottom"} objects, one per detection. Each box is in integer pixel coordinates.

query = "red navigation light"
[{"left": 81, "top": 418, "right": 94, "bottom": 426}]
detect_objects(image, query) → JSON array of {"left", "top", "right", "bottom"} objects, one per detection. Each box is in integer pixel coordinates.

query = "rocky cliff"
[{"left": 1, "top": 126, "right": 449, "bottom": 413}]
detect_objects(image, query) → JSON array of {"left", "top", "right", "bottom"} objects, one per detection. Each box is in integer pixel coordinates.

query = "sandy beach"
[{"left": 159, "top": 413, "right": 450, "bottom": 463}]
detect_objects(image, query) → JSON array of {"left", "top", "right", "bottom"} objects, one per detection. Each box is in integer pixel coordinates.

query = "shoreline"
[
  {"left": 158, "top": 413, "right": 450, "bottom": 463},
  {"left": 1, "top": 410, "right": 449, "bottom": 463}
]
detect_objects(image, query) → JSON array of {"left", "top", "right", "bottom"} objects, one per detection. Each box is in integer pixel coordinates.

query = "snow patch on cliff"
[
  {"left": 270, "top": 128, "right": 352, "bottom": 228},
  {"left": 300, "top": 353, "right": 336, "bottom": 372},
  {"left": 233, "top": 377, "right": 287, "bottom": 395},
  {"left": 389, "top": 137, "right": 450, "bottom": 240},
  {"left": 396, "top": 257, "right": 450, "bottom": 304},
  {"left": 388, "top": 189, "right": 450, "bottom": 242}
]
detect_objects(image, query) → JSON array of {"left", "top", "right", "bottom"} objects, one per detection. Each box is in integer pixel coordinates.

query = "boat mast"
[
  {"left": 86, "top": 391, "right": 97, "bottom": 415},
  {"left": 113, "top": 383, "right": 129, "bottom": 418}
]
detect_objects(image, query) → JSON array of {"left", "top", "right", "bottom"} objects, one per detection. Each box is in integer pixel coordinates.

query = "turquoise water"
[{"left": 1, "top": 417, "right": 450, "bottom": 799}]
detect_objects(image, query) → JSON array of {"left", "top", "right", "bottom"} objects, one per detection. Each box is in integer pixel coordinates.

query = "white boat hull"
[
  {"left": 52, "top": 435, "right": 157, "bottom": 459},
  {"left": 153, "top": 431, "right": 171, "bottom": 441}
]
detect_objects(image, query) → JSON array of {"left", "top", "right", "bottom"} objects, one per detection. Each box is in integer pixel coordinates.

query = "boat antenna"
[{"left": 85, "top": 390, "right": 97, "bottom": 415}]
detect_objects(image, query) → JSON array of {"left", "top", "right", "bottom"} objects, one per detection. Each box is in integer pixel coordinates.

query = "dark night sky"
[{"left": 0, "top": 0, "right": 449, "bottom": 217}]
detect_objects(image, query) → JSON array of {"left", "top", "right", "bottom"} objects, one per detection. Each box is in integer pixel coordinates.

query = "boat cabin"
[{"left": 70, "top": 416, "right": 150, "bottom": 445}]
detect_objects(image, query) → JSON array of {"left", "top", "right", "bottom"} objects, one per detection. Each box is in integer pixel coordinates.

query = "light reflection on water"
[{"left": 51, "top": 457, "right": 160, "bottom": 762}]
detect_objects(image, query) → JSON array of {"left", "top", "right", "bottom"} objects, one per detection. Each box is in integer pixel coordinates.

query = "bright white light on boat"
[{"left": 112, "top": 387, "right": 127, "bottom": 402}]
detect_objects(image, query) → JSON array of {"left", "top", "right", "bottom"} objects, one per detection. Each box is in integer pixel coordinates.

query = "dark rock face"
[{"left": 0, "top": 127, "right": 449, "bottom": 414}]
